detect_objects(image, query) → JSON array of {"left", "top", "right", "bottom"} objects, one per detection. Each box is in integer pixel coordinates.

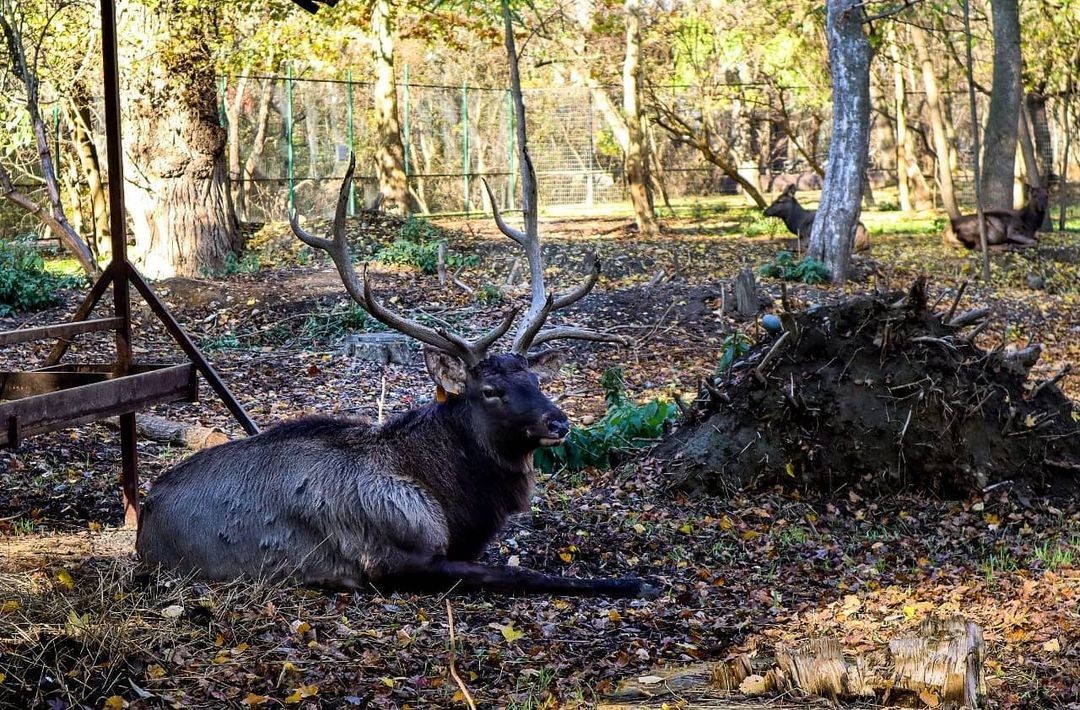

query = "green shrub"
[
  {"left": 757, "top": 251, "right": 830, "bottom": 284},
  {"left": 534, "top": 366, "right": 678, "bottom": 474},
  {"left": 373, "top": 216, "right": 478, "bottom": 275},
  {"left": 0, "top": 238, "right": 81, "bottom": 316}
]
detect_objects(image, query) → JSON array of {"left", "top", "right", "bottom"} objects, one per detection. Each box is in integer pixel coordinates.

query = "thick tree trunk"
[
  {"left": 372, "top": 0, "right": 409, "bottom": 214},
  {"left": 912, "top": 25, "right": 960, "bottom": 219},
  {"left": 808, "top": 0, "right": 871, "bottom": 284},
  {"left": 67, "top": 81, "right": 111, "bottom": 258},
  {"left": 120, "top": 1, "right": 237, "bottom": 279},
  {"left": 981, "top": 0, "right": 1022, "bottom": 209},
  {"left": 622, "top": 0, "right": 658, "bottom": 236}
]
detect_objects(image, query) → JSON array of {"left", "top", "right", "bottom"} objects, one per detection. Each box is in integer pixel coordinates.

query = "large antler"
[
  {"left": 290, "top": 154, "right": 518, "bottom": 367},
  {"left": 483, "top": 0, "right": 627, "bottom": 356}
]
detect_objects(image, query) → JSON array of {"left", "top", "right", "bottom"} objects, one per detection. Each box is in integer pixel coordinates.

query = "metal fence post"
[
  {"left": 506, "top": 88, "right": 515, "bottom": 211},
  {"left": 462, "top": 82, "right": 470, "bottom": 213},
  {"left": 346, "top": 68, "right": 356, "bottom": 216},
  {"left": 285, "top": 64, "right": 295, "bottom": 211}
]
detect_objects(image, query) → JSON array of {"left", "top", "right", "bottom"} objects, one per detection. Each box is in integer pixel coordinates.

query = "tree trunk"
[
  {"left": 67, "top": 80, "right": 112, "bottom": 257},
  {"left": 239, "top": 76, "right": 276, "bottom": 220},
  {"left": 891, "top": 44, "right": 912, "bottom": 212},
  {"left": 622, "top": 0, "right": 658, "bottom": 236},
  {"left": 0, "top": 7, "right": 98, "bottom": 276},
  {"left": 808, "top": 0, "right": 871, "bottom": 284},
  {"left": 1017, "top": 101, "right": 1041, "bottom": 187},
  {"left": 912, "top": 25, "right": 960, "bottom": 219},
  {"left": 120, "top": 1, "right": 237, "bottom": 279},
  {"left": 371, "top": 0, "right": 409, "bottom": 214},
  {"left": 981, "top": 0, "right": 1022, "bottom": 209},
  {"left": 868, "top": 72, "right": 896, "bottom": 171}
]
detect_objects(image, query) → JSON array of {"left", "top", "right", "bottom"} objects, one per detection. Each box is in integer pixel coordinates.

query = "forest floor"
[{"left": 1, "top": 207, "right": 1079, "bottom": 708}]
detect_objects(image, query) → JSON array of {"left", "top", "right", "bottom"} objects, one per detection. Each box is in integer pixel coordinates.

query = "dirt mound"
[{"left": 656, "top": 279, "right": 1080, "bottom": 496}]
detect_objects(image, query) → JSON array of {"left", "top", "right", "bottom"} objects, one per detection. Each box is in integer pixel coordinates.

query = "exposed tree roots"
[{"left": 657, "top": 278, "right": 1080, "bottom": 496}]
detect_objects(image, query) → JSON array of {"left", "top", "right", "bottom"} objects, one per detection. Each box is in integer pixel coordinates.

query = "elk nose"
[{"left": 547, "top": 418, "right": 571, "bottom": 439}]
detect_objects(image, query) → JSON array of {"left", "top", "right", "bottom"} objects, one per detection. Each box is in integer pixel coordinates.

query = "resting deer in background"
[
  {"left": 943, "top": 185, "right": 1049, "bottom": 250},
  {"left": 136, "top": 155, "right": 657, "bottom": 598},
  {"left": 763, "top": 185, "right": 870, "bottom": 252}
]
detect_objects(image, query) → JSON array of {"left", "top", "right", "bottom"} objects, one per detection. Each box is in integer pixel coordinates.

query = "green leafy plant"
[
  {"left": 716, "top": 333, "right": 752, "bottom": 373},
  {"left": 534, "top": 366, "right": 678, "bottom": 474},
  {"left": 373, "top": 216, "right": 478, "bottom": 275},
  {"left": 0, "top": 238, "right": 82, "bottom": 316},
  {"left": 757, "top": 251, "right": 830, "bottom": 284},
  {"left": 477, "top": 283, "right": 504, "bottom": 304}
]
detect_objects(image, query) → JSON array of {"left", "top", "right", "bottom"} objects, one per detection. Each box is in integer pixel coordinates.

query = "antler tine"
[
  {"left": 473, "top": 305, "right": 522, "bottom": 352},
  {"left": 359, "top": 267, "right": 477, "bottom": 363},
  {"left": 332, "top": 152, "right": 356, "bottom": 243},
  {"left": 552, "top": 253, "right": 600, "bottom": 310},
  {"left": 511, "top": 293, "right": 555, "bottom": 356},
  {"left": 531, "top": 327, "right": 631, "bottom": 348},
  {"left": 481, "top": 178, "right": 526, "bottom": 246}
]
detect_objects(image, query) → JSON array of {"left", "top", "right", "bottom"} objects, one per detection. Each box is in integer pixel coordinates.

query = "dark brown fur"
[
  {"left": 943, "top": 186, "right": 1049, "bottom": 249},
  {"left": 136, "top": 352, "right": 657, "bottom": 598},
  {"left": 763, "top": 185, "right": 870, "bottom": 252}
]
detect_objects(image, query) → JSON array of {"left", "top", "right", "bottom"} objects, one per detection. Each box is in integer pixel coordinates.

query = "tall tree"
[
  {"left": 371, "top": 0, "right": 409, "bottom": 214},
  {"left": 911, "top": 23, "right": 960, "bottom": 219},
  {"left": 622, "top": 0, "right": 658, "bottom": 236},
  {"left": 0, "top": 0, "right": 97, "bottom": 275},
  {"left": 981, "top": 0, "right": 1022, "bottom": 209},
  {"left": 120, "top": 0, "right": 238, "bottom": 279},
  {"left": 807, "top": 0, "right": 871, "bottom": 284}
]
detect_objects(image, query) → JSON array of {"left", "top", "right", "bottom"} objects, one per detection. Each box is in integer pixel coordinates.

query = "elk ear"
[
  {"left": 423, "top": 347, "right": 468, "bottom": 395},
  {"left": 527, "top": 348, "right": 568, "bottom": 381},
  {"left": 782, "top": 184, "right": 797, "bottom": 197}
]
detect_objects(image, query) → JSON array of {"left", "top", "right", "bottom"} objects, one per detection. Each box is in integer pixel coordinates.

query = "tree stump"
[
  {"left": 724, "top": 268, "right": 760, "bottom": 318},
  {"left": 342, "top": 332, "right": 413, "bottom": 365}
]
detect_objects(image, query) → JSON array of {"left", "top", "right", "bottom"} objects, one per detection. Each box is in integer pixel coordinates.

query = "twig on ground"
[{"left": 446, "top": 600, "right": 477, "bottom": 710}]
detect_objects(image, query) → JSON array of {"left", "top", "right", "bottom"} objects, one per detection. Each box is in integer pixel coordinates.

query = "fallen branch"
[
  {"left": 104, "top": 414, "right": 229, "bottom": 450},
  {"left": 605, "top": 618, "right": 985, "bottom": 708},
  {"left": 754, "top": 331, "right": 791, "bottom": 383}
]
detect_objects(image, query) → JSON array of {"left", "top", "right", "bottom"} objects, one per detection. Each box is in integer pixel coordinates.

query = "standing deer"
[
  {"left": 763, "top": 185, "right": 870, "bottom": 252},
  {"left": 136, "top": 156, "right": 658, "bottom": 598},
  {"left": 943, "top": 185, "right": 1049, "bottom": 250}
]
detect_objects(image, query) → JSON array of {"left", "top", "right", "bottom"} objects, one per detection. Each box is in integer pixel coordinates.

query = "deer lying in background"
[
  {"left": 943, "top": 185, "right": 1049, "bottom": 250},
  {"left": 763, "top": 185, "right": 870, "bottom": 252},
  {"left": 136, "top": 156, "right": 657, "bottom": 598}
]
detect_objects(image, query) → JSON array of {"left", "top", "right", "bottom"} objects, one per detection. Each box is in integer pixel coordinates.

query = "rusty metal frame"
[{"left": 0, "top": 0, "right": 259, "bottom": 527}]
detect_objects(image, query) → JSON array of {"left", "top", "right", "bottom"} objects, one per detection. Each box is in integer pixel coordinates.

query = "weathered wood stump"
[
  {"left": 604, "top": 617, "right": 986, "bottom": 709},
  {"left": 342, "top": 332, "right": 413, "bottom": 365}
]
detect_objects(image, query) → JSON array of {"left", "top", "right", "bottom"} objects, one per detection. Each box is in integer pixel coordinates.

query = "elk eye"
[{"left": 482, "top": 386, "right": 502, "bottom": 400}]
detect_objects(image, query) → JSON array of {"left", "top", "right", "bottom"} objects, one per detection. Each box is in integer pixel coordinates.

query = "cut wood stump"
[
  {"left": 604, "top": 617, "right": 985, "bottom": 709},
  {"left": 342, "top": 332, "right": 413, "bottom": 365}
]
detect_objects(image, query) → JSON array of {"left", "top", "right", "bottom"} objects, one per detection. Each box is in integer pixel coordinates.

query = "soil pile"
[{"left": 658, "top": 279, "right": 1080, "bottom": 496}]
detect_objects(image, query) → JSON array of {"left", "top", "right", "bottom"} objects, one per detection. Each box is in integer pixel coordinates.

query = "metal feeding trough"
[{"left": 0, "top": 363, "right": 198, "bottom": 448}]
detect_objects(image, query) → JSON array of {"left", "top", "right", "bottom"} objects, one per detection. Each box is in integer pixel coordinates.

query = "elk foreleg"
[{"left": 378, "top": 556, "right": 659, "bottom": 598}]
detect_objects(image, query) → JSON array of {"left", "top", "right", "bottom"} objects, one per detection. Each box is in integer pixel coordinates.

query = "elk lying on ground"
[
  {"left": 763, "top": 185, "right": 870, "bottom": 252},
  {"left": 136, "top": 157, "right": 657, "bottom": 598},
  {"left": 943, "top": 185, "right": 1049, "bottom": 250}
]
